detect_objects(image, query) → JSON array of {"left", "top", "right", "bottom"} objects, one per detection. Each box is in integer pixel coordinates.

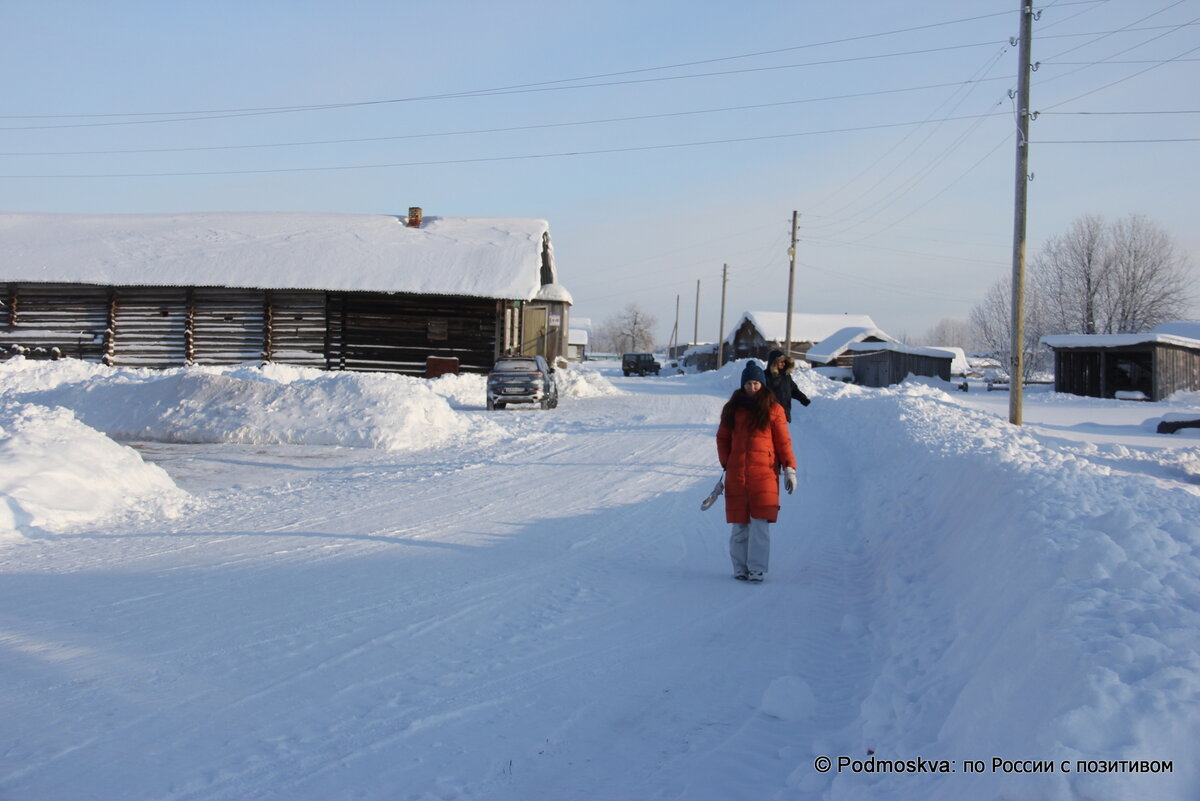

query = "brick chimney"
[{"left": 407, "top": 207, "right": 423, "bottom": 228}]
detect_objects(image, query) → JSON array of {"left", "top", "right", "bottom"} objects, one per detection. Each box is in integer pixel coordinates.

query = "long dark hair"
[{"left": 721, "top": 384, "right": 776, "bottom": 431}]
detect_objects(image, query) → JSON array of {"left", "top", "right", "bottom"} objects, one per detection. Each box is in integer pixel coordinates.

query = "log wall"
[{"left": 2, "top": 283, "right": 501, "bottom": 374}]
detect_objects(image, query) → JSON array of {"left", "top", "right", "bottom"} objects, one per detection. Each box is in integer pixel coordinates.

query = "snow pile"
[
  {"left": 0, "top": 403, "right": 188, "bottom": 543},
  {"left": 425, "top": 370, "right": 490, "bottom": 409},
  {"left": 0, "top": 359, "right": 506, "bottom": 451},
  {"left": 554, "top": 362, "right": 623, "bottom": 398},
  {"left": 799, "top": 381, "right": 1200, "bottom": 800}
]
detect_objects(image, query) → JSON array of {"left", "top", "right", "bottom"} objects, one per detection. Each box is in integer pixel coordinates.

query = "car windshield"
[{"left": 493, "top": 359, "right": 538, "bottom": 372}]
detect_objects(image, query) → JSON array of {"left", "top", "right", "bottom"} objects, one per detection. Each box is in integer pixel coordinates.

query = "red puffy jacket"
[{"left": 717, "top": 400, "right": 796, "bottom": 524}]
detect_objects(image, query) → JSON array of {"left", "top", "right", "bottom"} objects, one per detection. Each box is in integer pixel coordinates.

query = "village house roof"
[
  {"left": 726, "top": 311, "right": 878, "bottom": 345},
  {"left": 0, "top": 211, "right": 568, "bottom": 302},
  {"left": 1042, "top": 322, "right": 1200, "bottom": 351}
]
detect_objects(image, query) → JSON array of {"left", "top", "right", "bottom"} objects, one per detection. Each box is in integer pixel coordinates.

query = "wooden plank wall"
[
  {"left": 3, "top": 283, "right": 500, "bottom": 374},
  {"left": 110, "top": 287, "right": 189, "bottom": 368},
  {"left": 1154, "top": 343, "right": 1200, "bottom": 400},
  {"left": 326, "top": 292, "right": 498, "bottom": 374},
  {"left": 190, "top": 288, "right": 267, "bottom": 365},
  {"left": 267, "top": 290, "right": 327, "bottom": 367},
  {"left": 1, "top": 282, "right": 109, "bottom": 360}
]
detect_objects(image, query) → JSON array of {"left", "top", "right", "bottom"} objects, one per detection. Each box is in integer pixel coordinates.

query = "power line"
[
  {"left": 1033, "top": 137, "right": 1200, "bottom": 143},
  {"left": 0, "top": 41, "right": 1018, "bottom": 132},
  {"left": 0, "top": 10, "right": 1021, "bottom": 123},
  {"left": 0, "top": 114, "right": 1018, "bottom": 179},
  {"left": 0, "top": 78, "right": 1014, "bottom": 157},
  {"left": 1039, "top": 109, "right": 1200, "bottom": 114},
  {"left": 1040, "top": 42, "right": 1200, "bottom": 111}
]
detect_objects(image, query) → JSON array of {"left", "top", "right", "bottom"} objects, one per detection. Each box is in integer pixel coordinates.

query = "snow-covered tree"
[
  {"left": 968, "top": 277, "right": 1051, "bottom": 379},
  {"left": 1031, "top": 214, "right": 1192, "bottom": 335},
  {"left": 917, "top": 318, "right": 969, "bottom": 350},
  {"left": 596, "top": 304, "right": 658, "bottom": 353}
]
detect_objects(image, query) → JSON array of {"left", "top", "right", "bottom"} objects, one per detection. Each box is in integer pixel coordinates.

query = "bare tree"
[
  {"left": 918, "top": 317, "right": 970, "bottom": 349},
  {"left": 1102, "top": 214, "right": 1192, "bottom": 333},
  {"left": 1032, "top": 214, "right": 1108, "bottom": 335},
  {"left": 597, "top": 304, "right": 658, "bottom": 353},
  {"left": 1032, "top": 214, "right": 1192, "bottom": 335},
  {"left": 968, "top": 277, "right": 1051, "bottom": 379}
]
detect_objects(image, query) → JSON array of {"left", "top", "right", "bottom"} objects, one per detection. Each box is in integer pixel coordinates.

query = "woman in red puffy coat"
[{"left": 717, "top": 361, "right": 797, "bottom": 582}]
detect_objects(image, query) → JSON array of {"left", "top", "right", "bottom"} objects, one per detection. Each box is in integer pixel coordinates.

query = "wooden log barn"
[{"left": 0, "top": 209, "right": 573, "bottom": 376}]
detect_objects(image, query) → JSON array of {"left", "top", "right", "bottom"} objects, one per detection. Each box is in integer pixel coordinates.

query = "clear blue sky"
[{"left": 2, "top": 0, "right": 1197, "bottom": 342}]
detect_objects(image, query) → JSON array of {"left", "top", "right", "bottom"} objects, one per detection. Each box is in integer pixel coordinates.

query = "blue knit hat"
[{"left": 740, "top": 360, "right": 767, "bottom": 388}]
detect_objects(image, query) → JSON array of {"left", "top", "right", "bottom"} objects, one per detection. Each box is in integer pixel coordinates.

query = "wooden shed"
[
  {"left": 848, "top": 343, "right": 954, "bottom": 387},
  {"left": 1042, "top": 325, "right": 1200, "bottom": 402},
  {"left": 0, "top": 210, "right": 572, "bottom": 375}
]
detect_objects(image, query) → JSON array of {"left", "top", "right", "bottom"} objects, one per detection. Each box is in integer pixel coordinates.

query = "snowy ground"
[{"left": 2, "top": 358, "right": 1199, "bottom": 801}]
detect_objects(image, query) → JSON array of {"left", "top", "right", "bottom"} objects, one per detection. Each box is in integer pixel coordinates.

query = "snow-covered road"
[{"left": 3, "top": 362, "right": 1199, "bottom": 800}]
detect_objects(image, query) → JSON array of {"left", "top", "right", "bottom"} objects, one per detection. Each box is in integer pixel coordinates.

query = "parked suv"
[
  {"left": 486, "top": 355, "right": 559, "bottom": 410},
  {"left": 622, "top": 352, "right": 661, "bottom": 376}
]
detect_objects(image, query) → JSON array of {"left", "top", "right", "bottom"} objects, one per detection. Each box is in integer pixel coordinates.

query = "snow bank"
[
  {"left": 554, "top": 362, "right": 623, "bottom": 398},
  {"left": 0, "top": 359, "right": 506, "bottom": 451},
  {"left": 800, "top": 382, "right": 1200, "bottom": 800},
  {"left": 0, "top": 403, "right": 188, "bottom": 543}
]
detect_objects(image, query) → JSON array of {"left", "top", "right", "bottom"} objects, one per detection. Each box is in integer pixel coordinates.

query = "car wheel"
[
  {"left": 494, "top": 401, "right": 506, "bottom": 410},
  {"left": 486, "top": 397, "right": 495, "bottom": 411}
]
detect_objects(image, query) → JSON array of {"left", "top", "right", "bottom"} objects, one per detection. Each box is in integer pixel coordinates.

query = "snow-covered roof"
[
  {"left": 846, "top": 341, "right": 956, "bottom": 360},
  {"left": 1152, "top": 321, "right": 1200, "bottom": 340},
  {"left": 0, "top": 211, "right": 566, "bottom": 301},
  {"left": 726, "top": 311, "right": 878, "bottom": 345},
  {"left": 568, "top": 328, "right": 589, "bottom": 346},
  {"left": 1042, "top": 321, "right": 1200, "bottom": 351},
  {"left": 926, "top": 346, "right": 971, "bottom": 374},
  {"left": 534, "top": 282, "right": 574, "bottom": 304},
  {"left": 805, "top": 326, "right": 896, "bottom": 364}
]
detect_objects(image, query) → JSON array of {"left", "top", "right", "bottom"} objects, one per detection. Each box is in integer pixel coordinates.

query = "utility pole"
[
  {"left": 785, "top": 211, "right": 799, "bottom": 357},
  {"left": 670, "top": 294, "right": 680, "bottom": 357},
  {"left": 1009, "top": 1, "right": 1035, "bottom": 425},
  {"left": 693, "top": 279, "right": 700, "bottom": 348},
  {"left": 717, "top": 264, "right": 729, "bottom": 368}
]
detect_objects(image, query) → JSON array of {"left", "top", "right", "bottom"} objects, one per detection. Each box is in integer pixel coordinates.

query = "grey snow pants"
[{"left": 730, "top": 518, "right": 771, "bottom": 575}]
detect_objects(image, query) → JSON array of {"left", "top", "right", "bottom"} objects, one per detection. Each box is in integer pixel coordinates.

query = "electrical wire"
[
  {"left": 0, "top": 113, "right": 1018, "bottom": 179},
  {"left": 0, "top": 10, "right": 1022, "bottom": 122},
  {"left": 0, "top": 78, "right": 1014, "bottom": 158},
  {"left": 0, "top": 40, "right": 1019, "bottom": 132}
]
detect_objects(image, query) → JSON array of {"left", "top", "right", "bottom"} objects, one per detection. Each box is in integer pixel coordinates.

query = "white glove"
[
  {"left": 700, "top": 475, "right": 725, "bottom": 511},
  {"left": 783, "top": 467, "right": 797, "bottom": 494}
]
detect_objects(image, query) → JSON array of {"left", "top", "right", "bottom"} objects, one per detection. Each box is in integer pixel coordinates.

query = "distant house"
[
  {"left": 725, "top": 311, "right": 879, "bottom": 364},
  {"left": 1041, "top": 322, "right": 1200, "bottom": 401},
  {"left": 568, "top": 328, "right": 589, "bottom": 361},
  {"left": 681, "top": 342, "right": 719, "bottom": 372},
  {"left": 0, "top": 209, "right": 572, "bottom": 375}
]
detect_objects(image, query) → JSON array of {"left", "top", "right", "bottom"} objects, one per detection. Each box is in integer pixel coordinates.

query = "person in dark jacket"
[{"left": 764, "top": 349, "right": 811, "bottom": 423}]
